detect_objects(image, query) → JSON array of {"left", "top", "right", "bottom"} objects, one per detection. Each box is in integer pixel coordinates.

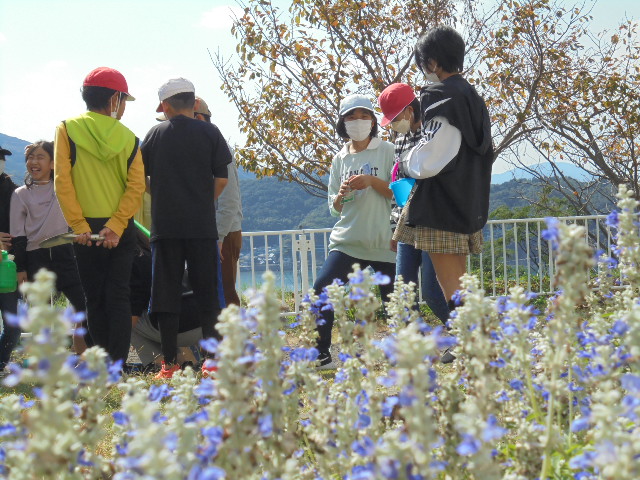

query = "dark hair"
[
  {"left": 196, "top": 112, "right": 212, "bottom": 123},
  {"left": 81, "top": 86, "right": 119, "bottom": 110},
  {"left": 164, "top": 92, "right": 196, "bottom": 111},
  {"left": 408, "top": 98, "right": 421, "bottom": 123},
  {"left": 414, "top": 26, "right": 465, "bottom": 74},
  {"left": 24, "top": 140, "right": 54, "bottom": 187},
  {"left": 335, "top": 110, "right": 379, "bottom": 140}
]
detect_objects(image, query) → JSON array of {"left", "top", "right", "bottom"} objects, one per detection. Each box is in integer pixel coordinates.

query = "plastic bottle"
[{"left": 0, "top": 250, "right": 17, "bottom": 293}]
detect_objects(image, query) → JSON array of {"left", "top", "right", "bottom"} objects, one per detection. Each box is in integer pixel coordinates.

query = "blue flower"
[
  {"left": 398, "top": 386, "right": 416, "bottom": 407},
  {"left": 194, "top": 378, "right": 216, "bottom": 397},
  {"left": 377, "top": 372, "right": 396, "bottom": 388},
  {"left": 0, "top": 424, "right": 16, "bottom": 437},
  {"left": 569, "top": 450, "right": 596, "bottom": 469},
  {"left": 482, "top": 415, "right": 507, "bottom": 441},
  {"left": 621, "top": 374, "right": 640, "bottom": 393},
  {"left": 349, "top": 288, "right": 367, "bottom": 301},
  {"left": 568, "top": 382, "right": 584, "bottom": 392},
  {"left": 283, "top": 382, "right": 296, "bottom": 395},
  {"left": 351, "top": 436, "right": 375, "bottom": 457},
  {"left": 354, "top": 414, "right": 371, "bottom": 429},
  {"left": 200, "top": 338, "right": 219, "bottom": 354},
  {"left": 112, "top": 412, "right": 129, "bottom": 426},
  {"left": 434, "top": 331, "right": 457, "bottom": 350},
  {"left": 107, "top": 360, "right": 123, "bottom": 383},
  {"left": 496, "top": 390, "right": 510, "bottom": 403},
  {"left": 188, "top": 465, "right": 226, "bottom": 480},
  {"left": 509, "top": 379, "right": 524, "bottom": 391},
  {"left": 542, "top": 217, "right": 560, "bottom": 249},
  {"left": 378, "top": 457, "right": 400, "bottom": 479},
  {"left": 163, "top": 432, "right": 178, "bottom": 451},
  {"left": 456, "top": 434, "right": 481, "bottom": 456},
  {"left": 258, "top": 414, "right": 273, "bottom": 437},
  {"left": 605, "top": 210, "right": 619, "bottom": 228},
  {"left": 115, "top": 443, "right": 128, "bottom": 456},
  {"left": 350, "top": 464, "right": 375, "bottom": 479},
  {"left": 339, "top": 352, "right": 352, "bottom": 362},
  {"left": 489, "top": 358, "right": 506, "bottom": 368},
  {"left": 290, "top": 347, "right": 319, "bottom": 362},
  {"left": 451, "top": 290, "right": 464, "bottom": 306},
  {"left": 611, "top": 320, "right": 629, "bottom": 336},
  {"left": 36, "top": 359, "right": 50, "bottom": 373},
  {"left": 429, "top": 460, "right": 448, "bottom": 471},
  {"left": 148, "top": 384, "right": 172, "bottom": 402},
  {"left": 382, "top": 396, "right": 398, "bottom": 417},
  {"left": 571, "top": 417, "right": 590, "bottom": 432},
  {"left": 334, "top": 369, "right": 348, "bottom": 384},
  {"left": 355, "top": 390, "right": 369, "bottom": 408},
  {"left": 185, "top": 410, "right": 209, "bottom": 424},
  {"left": 76, "top": 449, "right": 94, "bottom": 467},
  {"left": 350, "top": 270, "right": 365, "bottom": 285},
  {"left": 374, "top": 337, "right": 397, "bottom": 364},
  {"left": 371, "top": 271, "right": 391, "bottom": 285},
  {"left": 202, "top": 426, "right": 224, "bottom": 445},
  {"left": 73, "top": 361, "right": 99, "bottom": 382}
]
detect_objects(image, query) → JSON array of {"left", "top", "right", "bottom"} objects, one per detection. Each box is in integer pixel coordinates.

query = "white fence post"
[{"left": 293, "top": 234, "right": 312, "bottom": 313}]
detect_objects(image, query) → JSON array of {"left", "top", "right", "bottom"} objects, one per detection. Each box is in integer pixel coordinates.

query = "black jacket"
[
  {"left": 407, "top": 75, "right": 494, "bottom": 234},
  {"left": 0, "top": 173, "right": 17, "bottom": 238}
]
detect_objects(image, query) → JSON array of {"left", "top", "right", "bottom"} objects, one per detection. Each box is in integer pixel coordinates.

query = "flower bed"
[{"left": 1, "top": 186, "right": 639, "bottom": 479}]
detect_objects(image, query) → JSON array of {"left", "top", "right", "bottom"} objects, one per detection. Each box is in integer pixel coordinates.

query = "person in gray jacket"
[{"left": 194, "top": 97, "right": 243, "bottom": 306}]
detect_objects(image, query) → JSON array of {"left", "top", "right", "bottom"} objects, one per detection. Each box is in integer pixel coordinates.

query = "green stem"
[
  {"left": 539, "top": 354, "right": 560, "bottom": 480},
  {"left": 525, "top": 365, "right": 541, "bottom": 418},
  {"left": 567, "top": 363, "right": 573, "bottom": 449}
]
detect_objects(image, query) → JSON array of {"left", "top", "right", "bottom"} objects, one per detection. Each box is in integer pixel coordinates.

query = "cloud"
[
  {"left": 0, "top": 32, "right": 6, "bottom": 44},
  {"left": 199, "top": 5, "right": 243, "bottom": 30}
]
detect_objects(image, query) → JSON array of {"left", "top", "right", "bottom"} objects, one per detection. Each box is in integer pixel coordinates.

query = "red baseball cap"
[
  {"left": 378, "top": 83, "right": 416, "bottom": 127},
  {"left": 83, "top": 67, "right": 135, "bottom": 101}
]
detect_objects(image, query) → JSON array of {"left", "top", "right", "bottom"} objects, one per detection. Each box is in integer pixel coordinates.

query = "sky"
[{"left": 0, "top": 0, "right": 637, "bottom": 174}]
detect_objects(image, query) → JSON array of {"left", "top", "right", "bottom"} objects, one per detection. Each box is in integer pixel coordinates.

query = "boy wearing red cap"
[{"left": 54, "top": 67, "right": 145, "bottom": 364}]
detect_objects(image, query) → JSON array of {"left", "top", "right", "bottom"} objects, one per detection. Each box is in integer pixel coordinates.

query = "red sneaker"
[
  {"left": 201, "top": 359, "right": 218, "bottom": 378},
  {"left": 154, "top": 361, "right": 180, "bottom": 380}
]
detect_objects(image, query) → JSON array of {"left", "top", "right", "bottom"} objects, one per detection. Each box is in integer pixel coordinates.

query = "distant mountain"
[
  {"left": 0, "top": 133, "right": 30, "bottom": 182},
  {"left": 491, "top": 162, "right": 592, "bottom": 184},
  {"left": 237, "top": 167, "right": 256, "bottom": 180},
  {"left": 0, "top": 131, "right": 609, "bottom": 232}
]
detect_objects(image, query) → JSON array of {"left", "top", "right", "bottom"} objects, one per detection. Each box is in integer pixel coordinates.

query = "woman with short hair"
[{"left": 394, "top": 27, "right": 494, "bottom": 361}]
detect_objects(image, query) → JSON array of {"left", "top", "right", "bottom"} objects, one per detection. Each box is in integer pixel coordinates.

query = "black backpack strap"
[
  {"left": 62, "top": 120, "right": 77, "bottom": 167},
  {"left": 127, "top": 137, "right": 140, "bottom": 169}
]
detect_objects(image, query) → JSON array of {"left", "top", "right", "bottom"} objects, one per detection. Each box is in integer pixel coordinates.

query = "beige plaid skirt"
[{"left": 393, "top": 203, "right": 483, "bottom": 255}]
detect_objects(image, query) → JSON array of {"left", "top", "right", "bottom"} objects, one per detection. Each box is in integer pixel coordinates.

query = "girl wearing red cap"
[
  {"left": 54, "top": 67, "right": 145, "bottom": 364},
  {"left": 378, "top": 83, "right": 450, "bottom": 327}
]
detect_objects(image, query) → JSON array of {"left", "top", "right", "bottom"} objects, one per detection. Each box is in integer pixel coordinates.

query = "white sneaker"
[{"left": 316, "top": 353, "right": 336, "bottom": 370}]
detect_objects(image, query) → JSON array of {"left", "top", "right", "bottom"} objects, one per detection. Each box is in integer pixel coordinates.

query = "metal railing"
[{"left": 238, "top": 215, "right": 620, "bottom": 315}]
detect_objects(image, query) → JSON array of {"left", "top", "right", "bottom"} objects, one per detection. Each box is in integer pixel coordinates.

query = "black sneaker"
[
  {"left": 316, "top": 352, "right": 336, "bottom": 370},
  {"left": 440, "top": 348, "right": 456, "bottom": 364}
]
